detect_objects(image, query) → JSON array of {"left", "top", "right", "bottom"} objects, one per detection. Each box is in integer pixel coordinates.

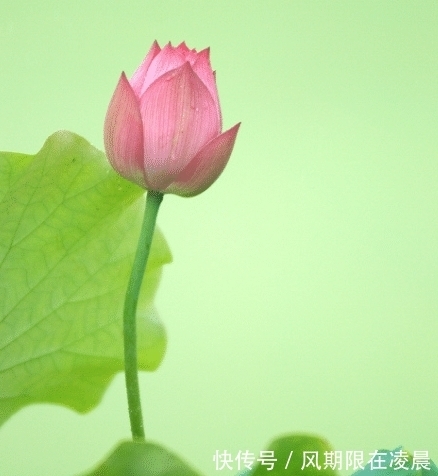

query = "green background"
[{"left": 1, "top": 1, "right": 437, "bottom": 474}]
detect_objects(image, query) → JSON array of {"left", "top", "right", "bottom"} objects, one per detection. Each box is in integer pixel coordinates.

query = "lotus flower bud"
[{"left": 104, "top": 41, "right": 240, "bottom": 197}]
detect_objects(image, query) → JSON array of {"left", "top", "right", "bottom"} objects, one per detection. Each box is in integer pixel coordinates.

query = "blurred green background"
[{"left": 1, "top": 1, "right": 437, "bottom": 474}]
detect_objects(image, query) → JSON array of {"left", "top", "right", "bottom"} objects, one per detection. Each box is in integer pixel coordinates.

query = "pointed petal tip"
[
  {"left": 198, "top": 47, "right": 210, "bottom": 58},
  {"left": 231, "top": 122, "right": 241, "bottom": 132},
  {"left": 148, "top": 40, "right": 161, "bottom": 56},
  {"left": 112, "top": 72, "right": 138, "bottom": 101},
  {"left": 220, "top": 122, "right": 241, "bottom": 139}
]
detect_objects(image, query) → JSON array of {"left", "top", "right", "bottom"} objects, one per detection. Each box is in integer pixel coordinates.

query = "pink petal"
[
  {"left": 165, "top": 123, "right": 240, "bottom": 197},
  {"left": 130, "top": 41, "right": 161, "bottom": 97},
  {"left": 176, "top": 41, "right": 199, "bottom": 64},
  {"left": 176, "top": 41, "right": 190, "bottom": 54},
  {"left": 140, "top": 62, "right": 221, "bottom": 190},
  {"left": 104, "top": 73, "right": 148, "bottom": 188},
  {"left": 192, "top": 48, "right": 221, "bottom": 130},
  {"left": 139, "top": 43, "right": 187, "bottom": 96},
  {"left": 192, "top": 48, "right": 214, "bottom": 97}
]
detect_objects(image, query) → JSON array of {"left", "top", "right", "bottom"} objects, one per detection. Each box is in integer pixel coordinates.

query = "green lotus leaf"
[
  {"left": 0, "top": 131, "right": 171, "bottom": 426},
  {"left": 79, "top": 440, "right": 203, "bottom": 476},
  {"left": 250, "top": 433, "right": 339, "bottom": 476}
]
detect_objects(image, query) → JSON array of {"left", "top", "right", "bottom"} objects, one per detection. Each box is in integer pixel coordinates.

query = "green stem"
[{"left": 123, "top": 190, "right": 163, "bottom": 441}]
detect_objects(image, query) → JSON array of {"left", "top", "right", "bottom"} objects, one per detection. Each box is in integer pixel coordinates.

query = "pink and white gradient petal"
[{"left": 165, "top": 123, "right": 240, "bottom": 197}]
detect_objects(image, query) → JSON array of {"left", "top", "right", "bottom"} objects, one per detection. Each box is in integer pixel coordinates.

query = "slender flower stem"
[{"left": 123, "top": 190, "right": 163, "bottom": 441}]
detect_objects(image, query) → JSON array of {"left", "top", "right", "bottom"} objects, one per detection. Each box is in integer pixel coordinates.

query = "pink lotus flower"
[{"left": 104, "top": 41, "right": 240, "bottom": 197}]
